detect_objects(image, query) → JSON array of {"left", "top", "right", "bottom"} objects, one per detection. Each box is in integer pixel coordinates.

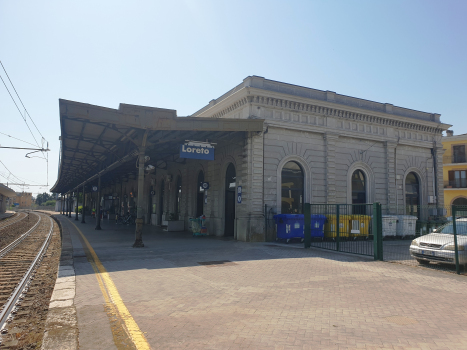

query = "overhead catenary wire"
[
  {"left": 0, "top": 169, "right": 43, "bottom": 186},
  {"left": 0, "top": 131, "right": 38, "bottom": 148},
  {"left": 0, "top": 74, "right": 40, "bottom": 148},
  {"left": 0, "top": 60, "right": 46, "bottom": 142},
  {"left": 0, "top": 60, "right": 50, "bottom": 188},
  {"left": 0, "top": 162, "right": 26, "bottom": 185}
]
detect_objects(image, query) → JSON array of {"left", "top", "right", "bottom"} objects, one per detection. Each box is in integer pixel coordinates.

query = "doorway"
[
  {"left": 159, "top": 180, "right": 165, "bottom": 225},
  {"left": 196, "top": 171, "right": 204, "bottom": 217},
  {"left": 224, "top": 163, "right": 236, "bottom": 236},
  {"left": 405, "top": 172, "right": 420, "bottom": 218},
  {"left": 148, "top": 186, "right": 154, "bottom": 224}
]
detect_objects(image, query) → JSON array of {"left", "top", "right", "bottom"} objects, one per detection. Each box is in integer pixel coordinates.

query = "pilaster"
[
  {"left": 237, "top": 131, "right": 265, "bottom": 241},
  {"left": 385, "top": 141, "right": 397, "bottom": 207},
  {"left": 434, "top": 144, "right": 445, "bottom": 206},
  {"left": 324, "top": 133, "right": 339, "bottom": 204}
]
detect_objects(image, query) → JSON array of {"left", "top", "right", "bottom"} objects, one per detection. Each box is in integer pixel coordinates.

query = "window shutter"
[{"left": 448, "top": 171, "right": 455, "bottom": 182}]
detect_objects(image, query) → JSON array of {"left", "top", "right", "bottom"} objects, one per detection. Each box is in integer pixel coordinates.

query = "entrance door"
[
  {"left": 405, "top": 172, "right": 420, "bottom": 218},
  {"left": 196, "top": 171, "right": 204, "bottom": 217},
  {"left": 224, "top": 163, "right": 236, "bottom": 236}
]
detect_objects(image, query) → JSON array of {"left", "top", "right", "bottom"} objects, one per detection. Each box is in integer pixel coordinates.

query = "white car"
[{"left": 410, "top": 218, "right": 467, "bottom": 266}]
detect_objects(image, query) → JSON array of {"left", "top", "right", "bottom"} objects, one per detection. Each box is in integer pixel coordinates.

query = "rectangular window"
[
  {"left": 449, "top": 170, "right": 467, "bottom": 188},
  {"left": 453, "top": 145, "right": 466, "bottom": 163}
]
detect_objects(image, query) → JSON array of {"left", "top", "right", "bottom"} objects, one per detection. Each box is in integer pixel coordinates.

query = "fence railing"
[
  {"left": 271, "top": 203, "right": 466, "bottom": 275},
  {"left": 443, "top": 155, "right": 467, "bottom": 164},
  {"left": 272, "top": 204, "right": 375, "bottom": 257},
  {"left": 444, "top": 179, "right": 467, "bottom": 189}
]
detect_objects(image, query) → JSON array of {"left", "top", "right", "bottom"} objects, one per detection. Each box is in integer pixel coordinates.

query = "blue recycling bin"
[
  {"left": 273, "top": 214, "right": 304, "bottom": 240},
  {"left": 310, "top": 214, "right": 326, "bottom": 238}
]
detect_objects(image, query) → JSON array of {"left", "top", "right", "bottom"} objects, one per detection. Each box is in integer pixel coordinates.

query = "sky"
[{"left": 1, "top": 0, "right": 466, "bottom": 197}]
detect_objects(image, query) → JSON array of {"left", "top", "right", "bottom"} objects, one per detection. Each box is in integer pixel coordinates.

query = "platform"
[
  {"left": 0, "top": 211, "right": 15, "bottom": 221},
  {"left": 43, "top": 213, "right": 467, "bottom": 350}
]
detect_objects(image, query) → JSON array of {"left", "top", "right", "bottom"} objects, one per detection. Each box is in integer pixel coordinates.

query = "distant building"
[
  {"left": 442, "top": 131, "right": 467, "bottom": 207},
  {"left": 10, "top": 192, "right": 34, "bottom": 208}
]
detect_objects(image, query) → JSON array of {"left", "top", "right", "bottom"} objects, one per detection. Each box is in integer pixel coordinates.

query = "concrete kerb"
[{"left": 41, "top": 215, "right": 79, "bottom": 350}]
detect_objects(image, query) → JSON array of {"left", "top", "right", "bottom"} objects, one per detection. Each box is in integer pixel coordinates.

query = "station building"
[{"left": 51, "top": 76, "right": 450, "bottom": 245}]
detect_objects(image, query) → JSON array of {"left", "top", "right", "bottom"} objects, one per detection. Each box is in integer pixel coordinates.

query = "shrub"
[{"left": 43, "top": 200, "right": 56, "bottom": 206}]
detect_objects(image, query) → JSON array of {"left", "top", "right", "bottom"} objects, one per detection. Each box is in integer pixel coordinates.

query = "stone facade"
[{"left": 88, "top": 76, "right": 450, "bottom": 242}]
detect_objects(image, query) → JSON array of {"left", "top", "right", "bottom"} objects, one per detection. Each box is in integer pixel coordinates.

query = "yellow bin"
[
  {"left": 324, "top": 214, "right": 351, "bottom": 238},
  {"left": 350, "top": 215, "right": 371, "bottom": 237}
]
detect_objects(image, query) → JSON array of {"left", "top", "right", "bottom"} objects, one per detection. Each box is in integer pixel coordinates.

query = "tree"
[{"left": 36, "top": 192, "right": 53, "bottom": 206}]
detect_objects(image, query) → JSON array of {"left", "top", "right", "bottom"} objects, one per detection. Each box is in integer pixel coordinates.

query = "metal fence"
[
  {"left": 269, "top": 203, "right": 467, "bottom": 275},
  {"left": 380, "top": 204, "right": 467, "bottom": 274},
  {"left": 270, "top": 204, "right": 375, "bottom": 257},
  {"left": 306, "top": 204, "right": 375, "bottom": 257}
]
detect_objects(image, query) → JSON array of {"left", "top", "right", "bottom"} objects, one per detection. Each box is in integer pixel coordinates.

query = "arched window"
[
  {"left": 405, "top": 172, "right": 420, "bottom": 216},
  {"left": 175, "top": 176, "right": 182, "bottom": 215},
  {"left": 453, "top": 197, "right": 467, "bottom": 217},
  {"left": 196, "top": 171, "right": 204, "bottom": 217},
  {"left": 453, "top": 197, "right": 467, "bottom": 206},
  {"left": 352, "top": 170, "right": 366, "bottom": 214},
  {"left": 281, "top": 161, "right": 304, "bottom": 214}
]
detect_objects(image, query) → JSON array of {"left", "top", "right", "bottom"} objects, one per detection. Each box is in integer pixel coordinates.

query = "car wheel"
[{"left": 416, "top": 259, "right": 430, "bottom": 265}]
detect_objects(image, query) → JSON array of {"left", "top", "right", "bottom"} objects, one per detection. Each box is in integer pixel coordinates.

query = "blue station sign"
[{"left": 180, "top": 143, "right": 215, "bottom": 161}]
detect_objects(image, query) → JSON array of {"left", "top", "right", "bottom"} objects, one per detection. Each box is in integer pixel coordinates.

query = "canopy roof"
[
  {"left": 0, "top": 183, "right": 16, "bottom": 197},
  {"left": 51, "top": 99, "right": 264, "bottom": 193}
]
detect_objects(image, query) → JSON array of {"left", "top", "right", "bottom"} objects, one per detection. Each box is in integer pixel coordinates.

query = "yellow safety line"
[{"left": 69, "top": 221, "right": 150, "bottom": 350}]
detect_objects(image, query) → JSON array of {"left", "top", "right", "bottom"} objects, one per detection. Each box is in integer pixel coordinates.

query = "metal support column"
[
  {"left": 133, "top": 131, "right": 148, "bottom": 248},
  {"left": 69, "top": 193, "right": 73, "bottom": 218},
  {"left": 75, "top": 189, "right": 79, "bottom": 221},
  {"left": 63, "top": 194, "right": 66, "bottom": 215},
  {"left": 81, "top": 184, "right": 86, "bottom": 223},
  {"left": 61, "top": 194, "right": 64, "bottom": 214},
  {"left": 68, "top": 193, "right": 72, "bottom": 217},
  {"left": 95, "top": 176, "right": 102, "bottom": 230}
]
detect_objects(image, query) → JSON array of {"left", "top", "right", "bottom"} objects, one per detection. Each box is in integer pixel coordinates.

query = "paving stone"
[{"left": 49, "top": 215, "right": 467, "bottom": 349}]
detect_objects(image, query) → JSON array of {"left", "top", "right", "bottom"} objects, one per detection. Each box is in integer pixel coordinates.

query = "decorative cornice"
[
  {"left": 200, "top": 94, "right": 445, "bottom": 135},
  {"left": 208, "top": 97, "right": 249, "bottom": 119},
  {"left": 248, "top": 95, "right": 444, "bottom": 134}
]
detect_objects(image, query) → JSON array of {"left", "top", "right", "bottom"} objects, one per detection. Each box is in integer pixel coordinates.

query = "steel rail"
[
  {"left": 0, "top": 215, "right": 54, "bottom": 331},
  {"left": 0, "top": 212, "right": 41, "bottom": 259},
  {"left": 0, "top": 212, "right": 27, "bottom": 230}
]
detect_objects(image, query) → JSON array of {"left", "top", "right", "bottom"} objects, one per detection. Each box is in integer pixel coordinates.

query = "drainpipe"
[
  {"left": 395, "top": 144, "right": 398, "bottom": 214},
  {"left": 431, "top": 147, "right": 438, "bottom": 205}
]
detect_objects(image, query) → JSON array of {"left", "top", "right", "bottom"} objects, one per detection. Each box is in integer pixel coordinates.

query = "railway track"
[
  {"left": 0, "top": 212, "right": 54, "bottom": 334},
  {"left": 0, "top": 213, "right": 26, "bottom": 230}
]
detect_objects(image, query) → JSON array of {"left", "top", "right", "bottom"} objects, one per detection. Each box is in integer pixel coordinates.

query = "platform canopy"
[
  {"left": 51, "top": 99, "right": 264, "bottom": 194},
  {"left": 0, "top": 183, "right": 16, "bottom": 197}
]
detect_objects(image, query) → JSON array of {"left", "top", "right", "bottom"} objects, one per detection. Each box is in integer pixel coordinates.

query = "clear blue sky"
[{"left": 1, "top": 0, "right": 466, "bottom": 196}]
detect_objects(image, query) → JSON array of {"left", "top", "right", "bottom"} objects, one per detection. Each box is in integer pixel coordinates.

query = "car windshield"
[{"left": 438, "top": 221, "right": 467, "bottom": 235}]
